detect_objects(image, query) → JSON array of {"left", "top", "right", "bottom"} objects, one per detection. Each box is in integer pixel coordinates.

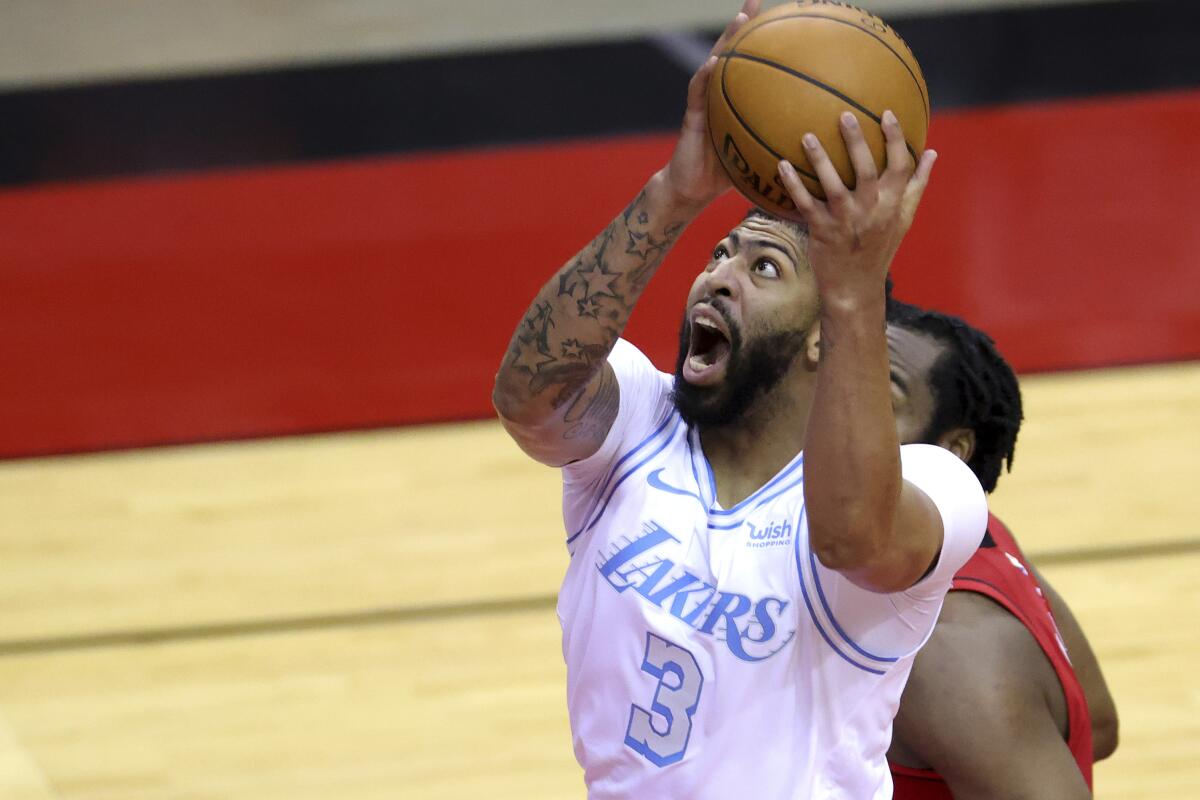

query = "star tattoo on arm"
[
  {"left": 510, "top": 335, "right": 556, "bottom": 375},
  {"left": 561, "top": 339, "right": 586, "bottom": 359},
  {"left": 495, "top": 182, "right": 694, "bottom": 418}
]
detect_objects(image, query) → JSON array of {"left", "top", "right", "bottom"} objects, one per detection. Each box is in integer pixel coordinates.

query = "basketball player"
[
  {"left": 492, "top": 2, "right": 986, "bottom": 796},
  {"left": 884, "top": 301, "right": 1119, "bottom": 798}
]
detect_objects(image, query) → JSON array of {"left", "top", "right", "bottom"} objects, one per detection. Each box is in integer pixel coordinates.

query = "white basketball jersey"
[{"left": 558, "top": 340, "right": 986, "bottom": 799}]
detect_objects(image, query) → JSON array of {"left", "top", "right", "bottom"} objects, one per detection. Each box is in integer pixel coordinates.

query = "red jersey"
[{"left": 890, "top": 513, "right": 1093, "bottom": 798}]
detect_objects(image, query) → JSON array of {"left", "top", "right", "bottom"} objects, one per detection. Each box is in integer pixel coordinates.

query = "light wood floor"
[{"left": 0, "top": 360, "right": 1197, "bottom": 798}]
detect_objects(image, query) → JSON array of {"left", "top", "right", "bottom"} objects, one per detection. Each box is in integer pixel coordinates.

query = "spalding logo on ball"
[{"left": 707, "top": 0, "right": 930, "bottom": 215}]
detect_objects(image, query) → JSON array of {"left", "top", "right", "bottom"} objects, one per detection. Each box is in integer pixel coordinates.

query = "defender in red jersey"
[{"left": 883, "top": 302, "right": 1118, "bottom": 798}]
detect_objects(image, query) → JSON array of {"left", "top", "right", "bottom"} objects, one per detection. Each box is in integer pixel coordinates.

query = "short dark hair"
[{"left": 887, "top": 299, "right": 1023, "bottom": 493}]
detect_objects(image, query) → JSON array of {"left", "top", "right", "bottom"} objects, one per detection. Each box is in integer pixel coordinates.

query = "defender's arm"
[
  {"left": 1031, "top": 563, "right": 1120, "bottom": 760},
  {"left": 893, "top": 593, "right": 1093, "bottom": 799}
]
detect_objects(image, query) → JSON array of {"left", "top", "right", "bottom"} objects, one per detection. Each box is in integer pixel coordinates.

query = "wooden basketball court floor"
[{"left": 1, "top": 361, "right": 1197, "bottom": 799}]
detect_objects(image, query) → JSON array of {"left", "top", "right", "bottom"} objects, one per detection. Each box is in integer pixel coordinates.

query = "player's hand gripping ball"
[{"left": 707, "top": 0, "right": 930, "bottom": 214}]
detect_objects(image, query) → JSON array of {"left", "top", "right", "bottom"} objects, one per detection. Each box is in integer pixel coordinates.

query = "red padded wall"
[
  {"left": 2, "top": 90, "right": 1198, "bottom": 458},
  {"left": 895, "top": 90, "right": 1200, "bottom": 374}
]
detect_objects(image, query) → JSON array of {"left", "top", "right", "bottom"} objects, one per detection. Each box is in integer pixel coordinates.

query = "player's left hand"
[
  {"left": 661, "top": 0, "right": 762, "bottom": 210},
  {"left": 776, "top": 111, "right": 936, "bottom": 306}
]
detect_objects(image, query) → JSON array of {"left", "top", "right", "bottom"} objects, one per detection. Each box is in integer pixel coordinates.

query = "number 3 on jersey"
[{"left": 624, "top": 632, "right": 704, "bottom": 766}]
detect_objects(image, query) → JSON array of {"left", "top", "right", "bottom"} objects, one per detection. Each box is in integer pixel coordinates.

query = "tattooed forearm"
[
  {"left": 494, "top": 175, "right": 697, "bottom": 425},
  {"left": 561, "top": 363, "right": 620, "bottom": 442},
  {"left": 624, "top": 218, "right": 687, "bottom": 294}
]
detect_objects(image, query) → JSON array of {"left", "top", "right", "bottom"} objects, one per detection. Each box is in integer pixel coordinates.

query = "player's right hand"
[
  {"left": 661, "top": 0, "right": 761, "bottom": 210},
  {"left": 776, "top": 110, "right": 937, "bottom": 307}
]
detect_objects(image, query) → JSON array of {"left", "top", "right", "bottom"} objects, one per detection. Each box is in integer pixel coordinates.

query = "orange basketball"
[{"left": 707, "top": 1, "right": 930, "bottom": 215}]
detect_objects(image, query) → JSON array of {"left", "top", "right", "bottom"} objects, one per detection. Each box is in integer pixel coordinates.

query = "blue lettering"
[
  {"left": 748, "top": 519, "right": 792, "bottom": 541},
  {"left": 598, "top": 520, "right": 795, "bottom": 662},
  {"left": 620, "top": 557, "right": 671, "bottom": 598},
  {"left": 676, "top": 585, "right": 719, "bottom": 625},
  {"left": 644, "top": 573, "right": 702, "bottom": 606},
  {"left": 599, "top": 524, "right": 678, "bottom": 590},
  {"left": 698, "top": 592, "right": 752, "bottom": 635},
  {"left": 722, "top": 596, "right": 792, "bottom": 662},
  {"left": 746, "top": 597, "right": 789, "bottom": 644},
  {"left": 646, "top": 573, "right": 718, "bottom": 624}
]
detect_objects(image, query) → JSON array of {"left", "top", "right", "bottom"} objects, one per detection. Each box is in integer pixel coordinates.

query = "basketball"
[{"left": 707, "top": 1, "right": 930, "bottom": 214}]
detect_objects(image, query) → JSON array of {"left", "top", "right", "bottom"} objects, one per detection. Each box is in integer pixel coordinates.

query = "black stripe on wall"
[{"left": 1, "top": 0, "right": 1197, "bottom": 187}]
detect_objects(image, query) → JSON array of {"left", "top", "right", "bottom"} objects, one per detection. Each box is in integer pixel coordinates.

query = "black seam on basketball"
[
  {"left": 718, "top": 60, "right": 821, "bottom": 187},
  {"left": 723, "top": 51, "right": 920, "bottom": 165},
  {"left": 733, "top": 10, "right": 930, "bottom": 124}
]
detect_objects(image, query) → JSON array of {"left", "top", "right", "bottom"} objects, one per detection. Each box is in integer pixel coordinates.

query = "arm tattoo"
[
  {"left": 562, "top": 365, "right": 620, "bottom": 441},
  {"left": 498, "top": 187, "right": 688, "bottom": 412}
]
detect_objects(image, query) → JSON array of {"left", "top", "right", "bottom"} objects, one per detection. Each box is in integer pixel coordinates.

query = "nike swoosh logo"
[{"left": 646, "top": 468, "right": 705, "bottom": 507}]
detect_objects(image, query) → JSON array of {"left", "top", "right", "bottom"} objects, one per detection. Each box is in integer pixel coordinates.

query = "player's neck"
[{"left": 699, "top": 378, "right": 813, "bottom": 508}]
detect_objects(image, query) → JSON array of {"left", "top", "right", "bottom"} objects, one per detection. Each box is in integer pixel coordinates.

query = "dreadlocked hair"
[{"left": 887, "top": 300, "right": 1023, "bottom": 493}]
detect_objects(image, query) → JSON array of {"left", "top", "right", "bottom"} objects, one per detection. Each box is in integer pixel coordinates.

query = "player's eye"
[
  {"left": 712, "top": 244, "right": 730, "bottom": 261},
  {"left": 752, "top": 258, "right": 780, "bottom": 279}
]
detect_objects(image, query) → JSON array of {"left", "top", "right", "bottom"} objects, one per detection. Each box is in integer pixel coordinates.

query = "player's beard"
[{"left": 671, "top": 303, "right": 809, "bottom": 429}]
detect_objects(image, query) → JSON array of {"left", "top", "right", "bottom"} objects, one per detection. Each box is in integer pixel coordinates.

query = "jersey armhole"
[
  {"left": 948, "top": 577, "right": 1031, "bottom": 627},
  {"left": 888, "top": 760, "right": 942, "bottom": 782},
  {"left": 561, "top": 340, "right": 676, "bottom": 556}
]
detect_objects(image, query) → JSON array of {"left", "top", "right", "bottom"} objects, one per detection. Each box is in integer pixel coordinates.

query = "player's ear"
[
  {"left": 804, "top": 322, "right": 822, "bottom": 370},
  {"left": 938, "top": 427, "right": 976, "bottom": 464}
]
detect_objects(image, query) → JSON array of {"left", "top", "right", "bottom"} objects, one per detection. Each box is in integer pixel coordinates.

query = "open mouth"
[{"left": 684, "top": 307, "right": 732, "bottom": 385}]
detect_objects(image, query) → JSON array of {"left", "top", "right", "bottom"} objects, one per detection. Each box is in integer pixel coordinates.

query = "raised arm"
[
  {"left": 777, "top": 112, "right": 947, "bottom": 593},
  {"left": 492, "top": 174, "right": 696, "bottom": 466},
  {"left": 492, "top": 1, "right": 761, "bottom": 466}
]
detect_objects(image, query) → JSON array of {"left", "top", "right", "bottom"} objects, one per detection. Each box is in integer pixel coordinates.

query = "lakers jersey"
[{"left": 558, "top": 340, "right": 987, "bottom": 799}]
